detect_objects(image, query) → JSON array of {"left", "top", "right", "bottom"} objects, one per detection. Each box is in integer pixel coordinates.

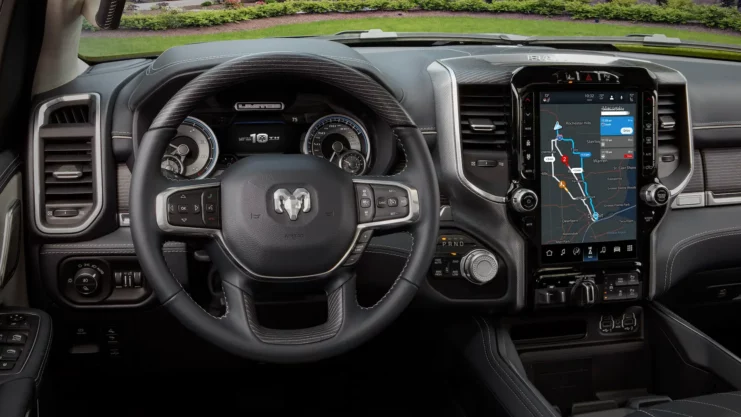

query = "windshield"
[{"left": 79, "top": 0, "right": 741, "bottom": 60}]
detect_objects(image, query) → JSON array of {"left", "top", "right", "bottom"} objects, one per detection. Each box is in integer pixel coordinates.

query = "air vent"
[
  {"left": 48, "top": 104, "right": 90, "bottom": 124},
  {"left": 33, "top": 94, "right": 101, "bottom": 234},
  {"left": 458, "top": 84, "right": 511, "bottom": 149},
  {"left": 657, "top": 88, "right": 682, "bottom": 178}
]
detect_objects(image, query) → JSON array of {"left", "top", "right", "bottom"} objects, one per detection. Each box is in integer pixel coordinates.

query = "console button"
[
  {"left": 0, "top": 361, "right": 14, "bottom": 371},
  {"left": 1, "top": 346, "right": 21, "bottom": 360},
  {"left": 7, "top": 332, "right": 26, "bottom": 344}
]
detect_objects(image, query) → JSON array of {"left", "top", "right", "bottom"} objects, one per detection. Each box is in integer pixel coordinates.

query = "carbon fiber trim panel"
[
  {"left": 150, "top": 53, "right": 413, "bottom": 130},
  {"left": 116, "top": 163, "right": 130, "bottom": 213},
  {"left": 703, "top": 148, "right": 741, "bottom": 194},
  {"left": 683, "top": 150, "right": 705, "bottom": 193},
  {"left": 243, "top": 289, "right": 343, "bottom": 345},
  {"left": 443, "top": 59, "right": 514, "bottom": 85}
]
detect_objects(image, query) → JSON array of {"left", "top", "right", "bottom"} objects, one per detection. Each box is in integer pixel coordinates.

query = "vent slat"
[
  {"left": 40, "top": 108, "right": 94, "bottom": 207},
  {"left": 44, "top": 185, "right": 93, "bottom": 195},
  {"left": 48, "top": 105, "right": 89, "bottom": 125},
  {"left": 458, "top": 84, "right": 511, "bottom": 148},
  {"left": 44, "top": 154, "right": 92, "bottom": 163}
]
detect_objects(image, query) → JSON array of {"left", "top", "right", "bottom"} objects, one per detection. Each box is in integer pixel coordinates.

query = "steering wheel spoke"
[{"left": 154, "top": 178, "right": 222, "bottom": 238}]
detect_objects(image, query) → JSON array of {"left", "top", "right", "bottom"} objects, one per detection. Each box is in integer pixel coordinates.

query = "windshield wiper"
[
  {"left": 320, "top": 29, "right": 529, "bottom": 45},
  {"left": 321, "top": 30, "right": 741, "bottom": 55}
]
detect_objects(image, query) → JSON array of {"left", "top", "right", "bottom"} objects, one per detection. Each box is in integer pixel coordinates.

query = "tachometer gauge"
[
  {"left": 161, "top": 117, "right": 219, "bottom": 179},
  {"left": 303, "top": 114, "right": 371, "bottom": 173},
  {"left": 338, "top": 150, "right": 367, "bottom": 175}
]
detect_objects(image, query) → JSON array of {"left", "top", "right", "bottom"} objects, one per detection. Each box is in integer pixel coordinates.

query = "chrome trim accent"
[
  {"left": 180, "top": 116, "right": 220, "bottom": 180},
  {"left": 470, "top": 123, "right": 494, "bottom": 132},
  {"left": 659, "top": 115, "right": 676, "bottom": 130},
  {"left": 705, "top": 191, "right": 741, "bottom": 207},
  {"left": 0, "top": 199, "right": 19, "bottom": 289},
  {"left": 439, "top": 205, "right": 453, "bottom": 221},
  {"left": 155, "top": 179, "right": 419, "bottom": 280},
  {"left": 693, "top": 124, "right": 741, "bottom": 130},
  {"left": 118, "top": 212, "right": 131, "bottom": 227},
  {"left": 33, "top": 93, "right": 103, "bottom": 234},
  {"left": 302, "top": 114, "right": 371, "bottom": 175},
  {"left": 433, "top": 61, "right": 507, "bottom": 203},
  {"left": 647, "top": 66, "right": 694, "bottom": 198},
  {"left": 421, "top": 131, "right": 437, "bottom": 135},
  {"left": 670, "top": 192, "right": 705, "bottom": 209},
  {"left": 234, "top": 102, "right": 284, "bottom": 111},
  {"left": 273, "top": 188, "right": 311, "bottom": 221}
]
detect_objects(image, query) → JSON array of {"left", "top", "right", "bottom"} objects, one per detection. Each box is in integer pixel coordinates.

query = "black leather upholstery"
[{"left": 578, "top": 393, "right": 741, "bottom": 417}]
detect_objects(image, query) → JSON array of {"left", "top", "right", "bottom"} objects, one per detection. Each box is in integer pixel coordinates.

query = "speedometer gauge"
[
  {"left": 303, "top": 114, "right": 370, "bottom": 174},
  {"left": 161, "top": 117, "right": 219, "bottom": 179}
]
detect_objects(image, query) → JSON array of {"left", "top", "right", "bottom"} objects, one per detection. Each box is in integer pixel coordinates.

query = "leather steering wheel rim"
[{"left": 130, "top": 53, "right": 439, "bottom": 363}]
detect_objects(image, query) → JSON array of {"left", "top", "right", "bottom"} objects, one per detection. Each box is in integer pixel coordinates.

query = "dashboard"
[
  {"left": 159, "top": 89, "right": 378, "bottom": 179},
  {"left": 24, "top": 37, "right": 741, "bottom": 321}
]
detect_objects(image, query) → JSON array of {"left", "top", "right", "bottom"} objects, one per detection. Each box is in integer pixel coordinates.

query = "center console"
[{"left": 508, "top": 67, "right": 669, "bottom": 308}]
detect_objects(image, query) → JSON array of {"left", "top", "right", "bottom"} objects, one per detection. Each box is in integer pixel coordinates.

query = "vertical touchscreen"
[{"left": 539, "top": 91, "right": 638, "bottom": 263}]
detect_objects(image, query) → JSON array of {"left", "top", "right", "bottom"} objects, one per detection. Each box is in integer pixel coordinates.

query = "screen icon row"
[{"left": 542, "top": 241, "right": 637, "bottom": 263}]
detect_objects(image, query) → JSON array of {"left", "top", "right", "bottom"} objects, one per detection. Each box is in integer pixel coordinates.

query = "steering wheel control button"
[
  {"left": 355, "top": 184, "right": 375, "bottom": 223},
  {"left": 352, "top": 244, "right": 366, "bottom": 254},
  {"left": 358, "top": 230, "right": 373, "bottom": 243},
  {"left": 201, "top": 188, "right": 221, "bottom": 227},
  {"left": 511, "top": 188, "right": 538, "bottom": 213},
  {"left": 360, "top": 198, "right": 372, "bottom": 208},
  {"left": 370, "top": 185, "right": 409, "bottom": 221},
  {"left": 343, "top": 253, "right": 362, "bottom": 266},
  {"left": 640, "top": 183, "right": 669, "bottom": 207},
  {"left": 0, "top": 361, "right": 14, "bottom": 371}
]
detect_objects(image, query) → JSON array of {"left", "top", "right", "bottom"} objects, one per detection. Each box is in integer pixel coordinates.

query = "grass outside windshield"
[{"left": 79, "top": 1, "right": 741, "bottom": 61}]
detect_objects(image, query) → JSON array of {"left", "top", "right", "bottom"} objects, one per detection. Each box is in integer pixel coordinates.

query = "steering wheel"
[{"left": 130, "top": 53, "right": 439, "bottom": 363}]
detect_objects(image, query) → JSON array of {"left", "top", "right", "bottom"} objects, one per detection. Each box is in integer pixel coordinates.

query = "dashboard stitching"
[
  {"left": 663, "top": 227, "right": 741, "bottom": 292},
  {"left": 637, "top": 410, "right": 659, "bottom": 417},
  {"left": 364, "top": 250, "right": 409, "bottom": 259},
  {"left": 472, "top": 317, "right": 537, "bottom": 417},
  {"left": 357, "top": 231, "right": 413, "bottom": 310},
  {"left": 483, "top": 319, "right": 557, "bottom": 417},
  {"left": 676, "top": 400, "right": 741, "bottom": 416},
  {"left": 650, "top": 408, "right": 694, "bottom": 417},
  {"left": 367, "top": 243, "right": 411, "bottom": 252},
  {"left": 694, "top": 121, "right": 741, "bottom": 126},
  {"left": 40, "top": 250, "right": 187, "bottom": 255},
  {"left": 170, "top": 262, "right": 229, "bottom": 321}
]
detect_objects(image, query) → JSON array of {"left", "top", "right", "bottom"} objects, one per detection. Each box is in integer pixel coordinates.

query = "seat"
[{"left": 576, "top": 392, "right": 741, "bottom": 417}]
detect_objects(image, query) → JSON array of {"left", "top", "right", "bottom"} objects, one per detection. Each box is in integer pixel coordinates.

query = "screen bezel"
[{"left": 530, "top": 85, "right": 645, "bottom": 266}]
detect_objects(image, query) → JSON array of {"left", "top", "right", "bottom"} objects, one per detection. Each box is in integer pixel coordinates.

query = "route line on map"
[{"left": 546, "top": 120, "right": 599, "bottom": 223}]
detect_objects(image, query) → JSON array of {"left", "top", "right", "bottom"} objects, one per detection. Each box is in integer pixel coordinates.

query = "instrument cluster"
[{"left": 160, "top": 99, "right": 373, "bottom": 179}]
